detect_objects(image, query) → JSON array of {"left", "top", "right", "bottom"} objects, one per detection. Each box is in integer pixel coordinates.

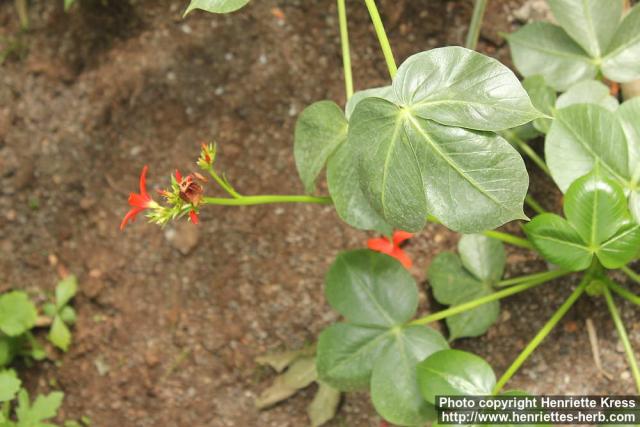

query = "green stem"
[
  {"left": 426, "top": 215, "right": 534, "bottom": 250},
  {"left": 337, "top": 0, "right": 354, "bottom": 99},
  {"left": 524, "top": 195, "right": 547, "bottom": 215},
  {"left": 14, "top": 0, "right": 29, "bottom": 30},
  {"left": 496, "top": 269, "right": 568, "bottom": 288},
  {"left": 363, "top": 0, "right": 397, "bottom": 78},
  {"left": 203, "top": 195, "right": 332, "bottom": 206},
  {"left": 483, "top": 230, "right": 534, "bottom": 250},
  {"left": 492, "top": 276, "right": 589, "bottom": 394},
  {"left": 206, "top": 167, "right": 242, "bottom": 199},
  {"left": 603, "top": 285, "right": 640, "bottom": 394},
  {"left": 621, "top": 266, "right": 640, "bottom": 284},
  {"left": 465, "top": 0, "right": 488, "bottom": 50},
  {"left": 501, "top": 131, "right": 551, "bottom": 177},
  {"left": 410, "top": 272, "right": 565, "bottom": 326},
  {"left": 606, "top": 278, "right": 640, "bottom": 307}
]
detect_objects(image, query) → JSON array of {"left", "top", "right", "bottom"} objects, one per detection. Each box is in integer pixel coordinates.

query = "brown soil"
[{"left": 1, "top": 1, "right": 638, "bottom": 426}]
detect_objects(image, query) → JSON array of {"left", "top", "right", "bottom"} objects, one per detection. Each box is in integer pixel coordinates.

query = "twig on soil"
[{"left": 586, "top": 318, "right": 613, "bottom": 380}]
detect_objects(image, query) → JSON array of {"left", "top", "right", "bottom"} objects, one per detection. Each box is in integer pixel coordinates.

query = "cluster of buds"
[{"left": 120, "top": 143, "right": 215, "bottom": 231}]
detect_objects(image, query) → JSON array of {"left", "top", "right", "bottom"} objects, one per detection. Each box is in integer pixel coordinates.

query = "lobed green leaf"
[
  {"left": 546, "top": 104, "right": 629, "bottom": 193},
  {"left": 350, "top": 97, "right": 528, "bottom": 233},
  {"left": 0, "top": 370, "right": 21, "bottom": 402},
  {"left": 0, "top": 292, "right": 37, "bottom": 337},
  {"left": 507, "top": 22, "right": 597, "bottom": 91},
  {"left": 548, "top": 0, "right": 622, "bottom": 58},
  {"left": 393, "top": 47, "right": 541, "bottom": 131},
  {"left": 602, "top": 4, "right": 640, "bottom": 82}
]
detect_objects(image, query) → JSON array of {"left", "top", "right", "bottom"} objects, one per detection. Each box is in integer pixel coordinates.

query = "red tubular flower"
[
  {"left": 120, "top": 165, "right": 156, "bottom": 231},
  {"left": 367, "top": 230, "right": 414, "bottom": 269}
]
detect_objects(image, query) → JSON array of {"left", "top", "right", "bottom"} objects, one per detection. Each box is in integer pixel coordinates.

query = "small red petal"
[
  {"left": 128, "top": 192, "right": 152, "bottom": 208},
  {"left": 175, "top": 169, "right": 183, "bottom": 182},
  {"left": 390, "top": 247, "right": 413, "bottom": 269},
  {"left": 139, "top": 165, "right": 149, "bottom": 197},
  {"left": 392, "top": 230, "right": 413, "bottom": 245},
  {"left": 120, "top": 207, "right": 143, "bottom": 231},
  {"left": 189, "top": 210, "right": 199, "bottom": 224},
  {"left": 367, "top": 237, "right": 394, "bottom": 254}
]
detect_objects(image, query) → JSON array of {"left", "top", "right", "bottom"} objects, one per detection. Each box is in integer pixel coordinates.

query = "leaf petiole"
[
  {"left": 605, "top": 278, "right": 640, "bottom": 307},
  {"left": 492, "top": 275, "right": 590, "bottom": 394},
  {"left": 411, "top": 269, "right": 569, "bottom": 326},
  {"left": 603, "top": 285, "right": 640, "bottom": 394},
  {"left": 496, "top": 269, "right": 568, "bottom": 288},
  {"left": 501, "top": 130, "right": 551, "bottom": 177},
  {"left": 621, "top": 265, "right": 640, "bottom": 284},
  {"left": 482, "top": 230, "right": 534, "bottom": 250},
  {"left": 524, "top": 194, "right": 547, "bottom": 215},
  {"left": 426, "top": 215, "right": 534, "bottom": 250},
  {"left": 337, "top": 0, "right": 354, "bottom": 100},
  {"left": 465, "top": 0, "right": 488, "bottom": 50},
  {"left": 363, "top": 0, "right": 397, "bottom": 78}
]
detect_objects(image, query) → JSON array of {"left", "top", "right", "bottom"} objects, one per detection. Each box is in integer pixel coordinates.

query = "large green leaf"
[
  {"left": 294, "top": 101, "right": 348, "bottom": 194},
  {"left": 602, "top": 4, "right": 640, "bottom": 82},
  {"left": 0, "top": 292, "right": 37, "bottom": 337},
  {"left": 417, "top": 349, "right": 496, "bottom": 404},
  {"left": 524, "top": 214, "right": 593, "bottom": 271},
  {"left": 326, "top": 133, "right": 392, "bottom": 235},
  {"left": 458, "top": 234, "right": 505, "bottom": 282},
  {"left": 345, "top": 86, "right": 394, "bottom": 120},
  {"left": 525, "top": 171, "right": 640, "bottom": 270},
  {"left": 0, "top": 369, "right": 20, "bottom": 402},
  {"left": 522, "top": 76, "right": 556, "bottom": 133},
  {"left": 316, "top": 323, "right": 393, "bottom": 391},
  {"left": 556, "top": 80, "right": 619, "bottom": 112},
  {"left": 370, "top": 327, "right": 447, "bottom": 426},
  {"left": 350, "top": 97, "right": 528, "bottom": 233},
  {"left": 507, "top": 22, "right": 597, "bottom": 91},
  {"left": 546, "top": 104, "right": 629, "bottom": 192},
  {"left": 184, "top": 0, "right": 249, "bottom": 15},
  {"left": 325, "top": 250, "right": 418, "bottom": 327},
  {"left": 548, "top": 0, "right": 622, "bottom": 58},
  {"left": 392, "top": 47, "right": 540, "bottom": 131}
]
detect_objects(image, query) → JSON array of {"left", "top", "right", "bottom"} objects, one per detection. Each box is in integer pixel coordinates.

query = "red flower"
[
  {"left": 120, "top": 165, "right": 156, "bottom": 231},
  {"left": 367, "top": 230, "right": 413, "bottom": 269}
]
